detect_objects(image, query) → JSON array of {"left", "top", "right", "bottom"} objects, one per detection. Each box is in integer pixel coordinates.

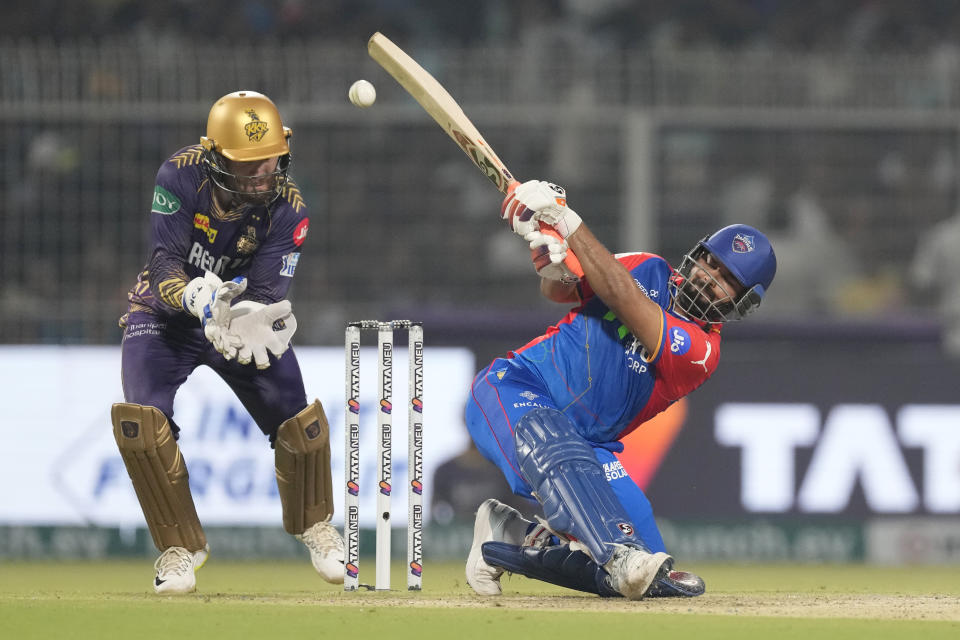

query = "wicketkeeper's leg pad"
[
  {"left": 275, "top": 399, "right": 333, "bottom": 535},
  {"left": 514, "top": 407, "right": 648, "bottom": 566},
  {"left": 111, "top": 402, "right": 206, "bottom": 553}
]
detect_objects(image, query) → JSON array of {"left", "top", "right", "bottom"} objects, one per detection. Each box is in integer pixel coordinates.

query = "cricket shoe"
[
  {"left": 646, "top": 569, "right": 706, "bottom": 597},
  {"left": 466, "top": 498, "right": 536, "bottom": 595},
  {"left": 602, "top": 544, "right": 672, "bottom": 600},
  {"left": 153, "top": 544, "right": 209, "bottom": 595},
  {"left": 297, "top": 520, "right": 345, "bottom": 584}
]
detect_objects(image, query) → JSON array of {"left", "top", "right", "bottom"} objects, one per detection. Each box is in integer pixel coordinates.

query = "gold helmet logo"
[
  {"left": 200, "top": 91, "right": 291, "bottom": 161},
  {"left": 243, "top": 109, "right": 269, "bottom": 143}
]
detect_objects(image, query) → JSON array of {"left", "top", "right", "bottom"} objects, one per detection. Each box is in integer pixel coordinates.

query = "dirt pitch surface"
[{"left": 197, "top": 591, "right": 960, "bottom": 621}]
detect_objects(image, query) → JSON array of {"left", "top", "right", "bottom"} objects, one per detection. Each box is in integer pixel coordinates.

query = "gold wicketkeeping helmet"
[
  {"left": 199, "top": 91, "right": 292, "bottom": 205},
  {"left": 201, "top": 90, "right": 292, "bottom": 161}
]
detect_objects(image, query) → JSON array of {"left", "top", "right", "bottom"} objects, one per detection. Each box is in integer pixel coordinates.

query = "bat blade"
[
  {"left": 368, "top": 32, "right": 516, "bottom": 194},
  {"left": 368, "top": 32, "right": 583, "bottom": 283}
]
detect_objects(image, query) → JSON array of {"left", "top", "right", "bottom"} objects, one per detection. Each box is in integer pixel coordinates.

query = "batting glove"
[
  {"left": 528, "top": 229, "right": 582, "bottom": 284},
  {"left": 501, "top": 180, "right": 582, "bottom": 240}
]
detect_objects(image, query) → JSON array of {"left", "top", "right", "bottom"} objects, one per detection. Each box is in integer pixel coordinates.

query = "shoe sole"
[
  {"left": 646, "top": 570, "right": 706, "bottom": 597},
  {"left": 649, "top": 554, "right": 674, "bottom": 594}
]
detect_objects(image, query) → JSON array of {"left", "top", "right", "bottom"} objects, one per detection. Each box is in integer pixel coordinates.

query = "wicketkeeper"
[
  {"left": 113, "top": 91, "right": 343, "bottom": 594},
  {"left": 465, "top": 180, "right": 777, "bottom": 599}
]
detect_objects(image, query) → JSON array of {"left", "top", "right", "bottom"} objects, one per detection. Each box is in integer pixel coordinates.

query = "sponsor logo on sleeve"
[
  {"left": 280, "top": 252, "right": 300, "bottom": 277},
  {"left": 151, "top": 185, "right": 181, "bottom": 215},
  {"left": 293, "top": 218, "right": 309, "bottom": 247},
  {"left": 669, "top": 327, "right": 691, "bottom": 355}
]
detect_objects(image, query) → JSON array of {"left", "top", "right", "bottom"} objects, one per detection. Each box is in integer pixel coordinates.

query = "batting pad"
[
  {"left": 275, "top": 400, "right": 333, "bottom": 535},
  {"left": 111, "top": 403, "right": 207, "bottom": 552},
  {"left": 515, "top": 407, "right": 648, "bottom": 566}
]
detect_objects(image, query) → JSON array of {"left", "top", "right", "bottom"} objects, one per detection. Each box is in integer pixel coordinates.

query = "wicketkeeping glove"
[
  {"left": 182, "top": 271, "right": 248, "bottom": 356},
  {"left": 224, "top": 300, "right": 298, "bottom": 369}
]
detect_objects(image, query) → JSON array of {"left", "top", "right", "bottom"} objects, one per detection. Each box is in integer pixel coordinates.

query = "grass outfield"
[{"left": 1, "top": 560, "right": 958, "bottom": 639}]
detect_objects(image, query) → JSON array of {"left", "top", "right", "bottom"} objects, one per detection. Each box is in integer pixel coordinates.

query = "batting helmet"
[{"left": 671, "top": 224, "right": 777, "bottom": 323}]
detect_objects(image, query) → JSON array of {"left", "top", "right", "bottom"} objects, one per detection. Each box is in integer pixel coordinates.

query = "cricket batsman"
[
  {"left": 465, "top": 180, "right": 777, "bottom": 599},
  {"left": 113, "top": 91, "right": 343, "bottom": 594}
]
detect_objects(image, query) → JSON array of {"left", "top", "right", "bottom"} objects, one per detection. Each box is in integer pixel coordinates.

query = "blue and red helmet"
[{"left": 670, "top": 224, "right": 777, "bottom": 323}]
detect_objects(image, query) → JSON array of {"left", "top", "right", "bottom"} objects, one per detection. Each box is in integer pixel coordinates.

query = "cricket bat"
[{"left": 367, "top": 31, "right": 584, "bottom": 283}]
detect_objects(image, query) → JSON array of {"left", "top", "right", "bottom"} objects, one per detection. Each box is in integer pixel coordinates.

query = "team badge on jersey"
[
  {"left": 243, "top": 109, "right": 269, "bottom": 142},
  {"left": 280, "top": 252, "right": 300, "bottom": 277},
  {"left": 732, "top": 233, "right": 755, "bottom": 253},
  {"left": 236, "top": 226, "right": 259, "bottom": 255}
]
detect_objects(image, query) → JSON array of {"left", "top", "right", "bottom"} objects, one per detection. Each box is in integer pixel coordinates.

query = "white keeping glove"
[
  {"left": 224, "top": 300, "right": 298, "bottom": 369},
  {"left": 202, "top": 275, "right": 248, "bottom": 333},
  {"left": 182, "top": 271, "right": 248, "bottom": 356},
  {"left": 500, "top": 180, "right": 582, "bottom": 239}
]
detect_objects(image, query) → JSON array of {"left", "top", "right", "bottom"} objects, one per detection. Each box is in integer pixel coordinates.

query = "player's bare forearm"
[
  {"left": 540, "top": 277, "right": 580, "bottom": 304},
  {"left": 566, "top": 224, "right": 664, "bottom": 352}
]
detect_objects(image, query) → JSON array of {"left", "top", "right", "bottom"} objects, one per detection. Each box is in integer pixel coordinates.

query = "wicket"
[{"left": 344, "top": 320, "right": 423, "bottom": 591}]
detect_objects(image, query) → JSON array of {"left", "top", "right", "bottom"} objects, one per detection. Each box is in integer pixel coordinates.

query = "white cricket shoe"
[
  {"left": 296, "top": 520, "right": 345, "bottom": 584},
  {"left": 603, "top": 544, "right": 672, "bottom": 600},
  {"left": 153, "top": 545, "right": 209, "bottom": 595},
  {"left": 465, "top": 498, "right": 532, "bottom": 595}
]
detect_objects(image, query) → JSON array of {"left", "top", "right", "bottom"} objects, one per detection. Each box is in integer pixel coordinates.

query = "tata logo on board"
[{"left": 716, "top": 403, "right": 960, "bottom": 514}]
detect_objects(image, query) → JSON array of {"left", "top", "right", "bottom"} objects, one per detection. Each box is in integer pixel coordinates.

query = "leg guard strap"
[
  {"left": 111, "top": 403, "right": 206, "bottom": 552},
  {"left": 275, "top": 400, "right": 333, "bottom": 535}
]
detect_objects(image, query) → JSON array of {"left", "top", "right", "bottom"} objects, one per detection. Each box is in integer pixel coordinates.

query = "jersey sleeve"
[
  {"left": 240, "top": 194, "right": 310, "bottom": 304},
  {"left": 648, "top": 315, "right": 721, "bottom": 398},
  {"left": 617, "top": 252, "right": 720, "bottom": 396},
  {"left": 147, "top": 160, "right": 197, "bottom": 312}
]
